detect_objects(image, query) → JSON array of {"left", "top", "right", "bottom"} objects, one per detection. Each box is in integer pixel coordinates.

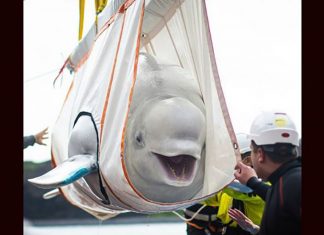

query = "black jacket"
[{"left": 248, "top": 158, "right": 301, "bottom": 235}]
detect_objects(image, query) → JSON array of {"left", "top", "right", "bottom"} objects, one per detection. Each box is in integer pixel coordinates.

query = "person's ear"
[{"left": 256, "top": 148, "right": 265, "bottom": 163}]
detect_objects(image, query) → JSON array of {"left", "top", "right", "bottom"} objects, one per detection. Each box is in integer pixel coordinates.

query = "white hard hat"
[
  {"left": 236, "top": 133, "right": 251, "bottom": 155},
  {"left": 249, "top": 111, "right": 299, "bottom": 146}
]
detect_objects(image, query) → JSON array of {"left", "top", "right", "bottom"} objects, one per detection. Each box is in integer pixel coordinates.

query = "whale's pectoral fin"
[
  {"left": 43, "top": 188, "right": 60, "bottom": 200},
  {"left": 28, "top": 154, "right": 98, "bottom": 189}
]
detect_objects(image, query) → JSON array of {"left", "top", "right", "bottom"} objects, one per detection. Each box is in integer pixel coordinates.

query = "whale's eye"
[{"left": 135, "top": 131, "right": 145, "bottom": 147}]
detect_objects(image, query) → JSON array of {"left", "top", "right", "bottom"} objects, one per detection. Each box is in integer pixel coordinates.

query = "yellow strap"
[
  {"left": 94, "top": 0, "right": 108, "bottom": 34},
  {"left": 78, "top": 0, "right": 85, "bottom": 41},
  {"left": 95, "top": 0, "right": 108, "bottom": 14},
  {"left": 79, "top": 0, "right": 108, "bottom": 40}
]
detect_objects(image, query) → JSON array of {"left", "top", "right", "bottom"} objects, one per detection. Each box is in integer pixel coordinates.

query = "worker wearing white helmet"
[
  {"left": 247, "top": 111, "right": 299, "bottom": 179},
  {"left": 230, "top": 111, "right": 301, "bottom": 235}
]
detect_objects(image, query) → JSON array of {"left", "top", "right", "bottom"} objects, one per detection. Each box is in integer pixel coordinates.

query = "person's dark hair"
[{"left": 251, "top": 140, "right": 298, "bottom": 163}]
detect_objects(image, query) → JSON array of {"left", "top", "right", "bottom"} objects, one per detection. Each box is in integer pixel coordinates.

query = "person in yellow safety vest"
[
  {"left": 184, "top": 133, "right": 268, "bottom": 235},
  {"left": 219, "top": 185, "right": 267, "bottom": 235}
]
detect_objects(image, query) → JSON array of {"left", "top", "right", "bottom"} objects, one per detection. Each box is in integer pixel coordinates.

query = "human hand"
[
  {"left": 228, "top": 208, "right": 259, "bottom": 235},
  {"left": 34, "top": 127, "right": 48, "bottom": 145},
  {"left": 234, "top": 161, "right": 257, "bottom": 185}
]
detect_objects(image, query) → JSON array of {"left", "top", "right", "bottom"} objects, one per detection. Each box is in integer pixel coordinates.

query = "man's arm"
[
  {"left": 234, "top": 161, "right": 270, "bottom": 201},
  {"left": 246, "top": 177, "right": 270, "bottom": 201},
  {"left": 23, "top": 127, "right": 48, "bottom": 149},
  {"left": 24, "top": 135, "right": 36, "bottom": 149}
]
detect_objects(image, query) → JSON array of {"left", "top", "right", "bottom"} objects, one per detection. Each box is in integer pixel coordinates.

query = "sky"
[{"left": 24, "top": 0, "right": 301, "bottom": 163}]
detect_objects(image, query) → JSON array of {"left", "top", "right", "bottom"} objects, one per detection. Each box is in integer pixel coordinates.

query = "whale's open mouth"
[{"left": 152, "top": 152, "right": 197, "bottom": 183}]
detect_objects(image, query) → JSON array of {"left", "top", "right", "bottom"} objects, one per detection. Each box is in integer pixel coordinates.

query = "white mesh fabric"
[{"left": 51, "top": 0, "right": 239, "bottom": 219}]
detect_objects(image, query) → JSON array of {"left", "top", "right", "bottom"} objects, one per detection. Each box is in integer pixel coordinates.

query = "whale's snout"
[{"left": 142, "top": 97, "right": 206, "bottom": 186}]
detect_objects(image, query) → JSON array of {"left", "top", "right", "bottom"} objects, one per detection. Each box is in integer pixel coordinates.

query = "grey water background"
[
  {"left": 24, "top": 161, "right": 187, "bottom": 235},
  {"left": 24, "top": 220, "right": 186, "bottom": 235}
]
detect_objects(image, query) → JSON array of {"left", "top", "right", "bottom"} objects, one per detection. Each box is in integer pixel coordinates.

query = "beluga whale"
[
  {"left": 124, "top": 53, "right": 206, "bottom": 202},
  {"left": 28, "top": 52, "right": 206, "bottom": 204}
]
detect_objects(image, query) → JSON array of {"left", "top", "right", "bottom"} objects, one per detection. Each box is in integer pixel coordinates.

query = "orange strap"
[
  {"left": 186, "top": 221, "right": 204, "bottom": 230},
  {"left": 53, "top": 57, "right": 71, "bottom": 86},
  {"left": 186, "top": 220, "right": 224, "bottom": 233}
]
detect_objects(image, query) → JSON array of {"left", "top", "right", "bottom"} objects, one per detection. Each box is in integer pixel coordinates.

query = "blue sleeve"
[{"left": 24, "top": 135, "right": 35, "bottom": 149}]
